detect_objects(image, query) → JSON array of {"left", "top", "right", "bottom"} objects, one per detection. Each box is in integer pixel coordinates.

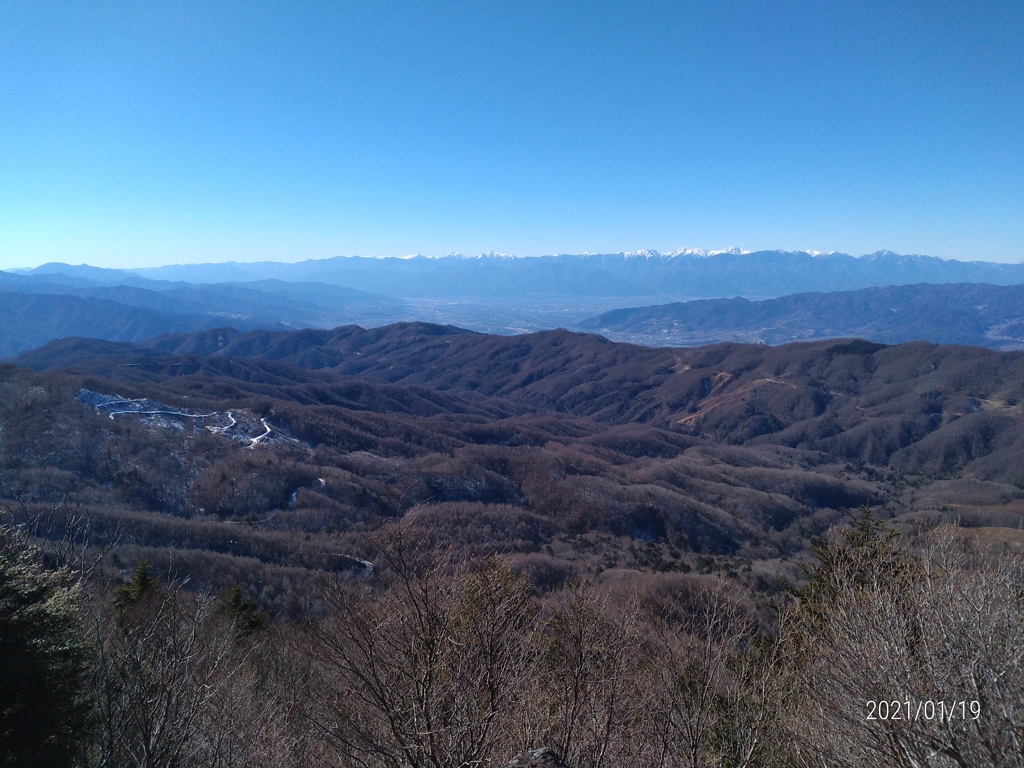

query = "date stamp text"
[{"left": 866, "top": 699, "right": 981, "bottom": 721}]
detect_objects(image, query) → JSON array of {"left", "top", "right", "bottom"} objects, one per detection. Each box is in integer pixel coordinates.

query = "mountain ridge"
[
  {"left": 12, "top": 250, "right": 1024, "bottom": 297},
  {"left": 5, "top": 322, "right": 1024, "bottom": 617},
  {"left": 5, "top": 252, "right": 1024, "bottom": 357},
  {"left": 580, "top": 282, "right": 1024, "bottom": 350},
  {"left": 15, "top": 323, "right": 1024, "bottom": 474}
]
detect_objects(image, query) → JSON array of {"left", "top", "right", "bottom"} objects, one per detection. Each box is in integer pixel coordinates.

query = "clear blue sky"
[{"left": 1, "top": 0, "right": 1022, "bottom": 269}]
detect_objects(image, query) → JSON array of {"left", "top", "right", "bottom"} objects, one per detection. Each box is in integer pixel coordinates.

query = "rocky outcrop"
[{"left": 505, "top": 747, "right": 570, "bottom": 768}]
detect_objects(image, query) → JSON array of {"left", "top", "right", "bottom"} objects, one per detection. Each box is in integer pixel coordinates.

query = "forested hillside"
[
  {"left": 7, "top": 252, "right": 1024, "bottom": 351},
  {"left": 6, "top": 325, "right": 1024, "bottom": 601},
  {"left": 582, "top": 282, "right": 1024, "bottom": 350},
  {"left": 3, "top": 325, "right": 1023, "bottom": 766}
]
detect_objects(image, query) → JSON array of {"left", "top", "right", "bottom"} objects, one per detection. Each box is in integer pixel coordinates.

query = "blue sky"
[{"left": 1, "top": 0, "right": 1022, "bottom": 269}]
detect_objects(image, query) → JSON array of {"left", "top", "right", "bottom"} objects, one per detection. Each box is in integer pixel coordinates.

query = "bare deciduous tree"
[
  {"left": 786, "top": 515, "right": 1024, "bottom": 768},
  {"left": 85, "top": 564, "right": 302, "bottom": 768},
  {"left": 310, "top": 521, "right": 538, "bottom": 768},
  {"left": 1, "top": 497, "right": 117, "bottom": 580},
  {"left": 526, "top": 584, "right": 651, "bottom": 768},
  {"left": 646, "top": 581, "right": 793, "bottom": 768}
]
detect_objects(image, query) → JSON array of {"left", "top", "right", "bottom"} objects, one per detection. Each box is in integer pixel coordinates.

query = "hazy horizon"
[{"left": 7, "top": 246, "right": 1024, "bottom": 275}]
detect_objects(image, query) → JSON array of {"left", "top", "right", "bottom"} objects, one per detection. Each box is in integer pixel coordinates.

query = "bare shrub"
[
  {"left": 525, "top": 584, "right": 651, "bottom": 768},
  {"left": 645, "top": 581, "right": 793, "bottom": 768},
  {"left": 308, "top": 521, "right": 538, "bottom": 768},
  {"left": 786, "top": 514, "right": 1024, "bottom": 767},
  {"left": 85, "top": 564, "right": 301, "bottom": 768}
]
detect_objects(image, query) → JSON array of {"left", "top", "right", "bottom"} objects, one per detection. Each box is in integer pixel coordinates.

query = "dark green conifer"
[
  {"left": 0, "top": 525, "right": 89, "bottom": 768},
  {"left": 221, "top": 584, "right": 268, "bottom": 636}
]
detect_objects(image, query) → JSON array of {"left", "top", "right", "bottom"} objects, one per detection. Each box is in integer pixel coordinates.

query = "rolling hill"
[
  {"left": 0, "top": 293, "right": 270, "bottom": 359},
  {"left": 16, "top": 323, "right": 1024, "bottom": 482},
  {"left": 580, "top": 282, "right": 1024, "bottom": 350},
  {"left": 7, "top": 253, "right": 1024, "bottom": 350},
  {"left": 4, "top": 322, "right": 1024, "bottom": 617},
  {"left": 0, "top": 278, "right": 409, "bottom": 358}
]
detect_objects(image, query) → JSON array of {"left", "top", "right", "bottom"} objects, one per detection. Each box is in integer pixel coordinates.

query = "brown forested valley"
[{"left": 2, "top": 324, "right": 1023, "bottom": 767}]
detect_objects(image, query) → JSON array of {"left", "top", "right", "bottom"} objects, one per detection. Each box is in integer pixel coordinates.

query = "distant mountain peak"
[
  {"left": 441, "top": 251, "right": 516, "bottom": 260},
  {"left": 621, "top": 247, "right": 752, "bottom": 258},
  {"left": 862, "top": 249, "right": 934, "bottom": 261},
  {"left": 668, "top": 246, "right": 751, "bottom": 257}
]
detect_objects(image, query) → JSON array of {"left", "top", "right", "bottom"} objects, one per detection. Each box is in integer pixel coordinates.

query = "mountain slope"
[
  {"left": 6, "top": 324, "right": 1024, "bottom": 606},
  {"left": 15, "top": 323, "right": 1024, "bottom": 487},
  {"left": 0, "top": 276, "right": 411, "bottom": 358},
  {"left": 122, "top": 250, "right": 1024, "bottom": 298},
  {"left": 10, "top": 254, "right": 1024, "bottom": 346},
  {"left": 0, "top": 293, "right": 257, "bottom": 358},
  {"left": 12, "top": 250, "right": 1020, "bottom": 300},
  {"left": 580, "top": 283, "right": 1024, "bottom": 349}
]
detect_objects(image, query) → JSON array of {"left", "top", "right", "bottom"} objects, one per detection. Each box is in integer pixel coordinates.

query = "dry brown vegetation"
[
  {"left": 4, "top": 510, "right": 1021, "bottom": 767},
  {"left": 2, "top": 327, "right": 1024, "bottom": 765},
  {"left": 4, "top": 326, "right": 1024, "bottom": 611}
]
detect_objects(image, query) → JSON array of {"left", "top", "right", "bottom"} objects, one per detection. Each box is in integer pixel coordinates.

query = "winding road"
[
  {"left": 248, "top": 418, "right": 272, "bottom": 449},
  {"left": 81, "top": 390, "right": 288, "bottom": 449}
]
